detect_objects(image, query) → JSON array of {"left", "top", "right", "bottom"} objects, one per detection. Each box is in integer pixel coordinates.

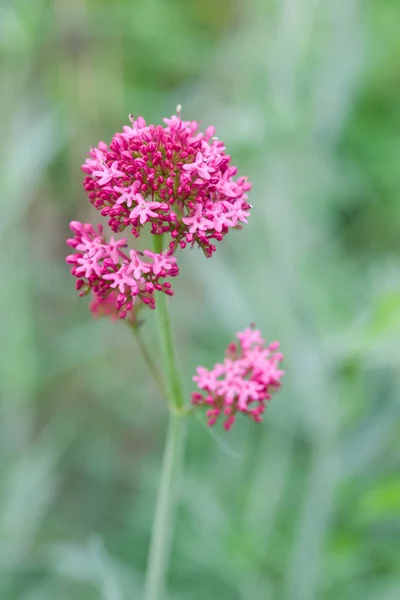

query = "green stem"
[
  {"left": 152, "top": 234, "right": 184, "bottom": 411},
  {"left": 131, "top": 325, "right": 168, "bottom": 399},
  {"left": 143, "top": 233, "right": 187, "bottom": 600},
  {"left": 143, "top": 412, "right": 185, "bottom": 600}
]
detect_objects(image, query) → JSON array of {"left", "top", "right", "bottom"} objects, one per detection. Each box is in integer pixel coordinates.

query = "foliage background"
[{"left": 1, "top": 0, "right": 399, "bottom": 598}]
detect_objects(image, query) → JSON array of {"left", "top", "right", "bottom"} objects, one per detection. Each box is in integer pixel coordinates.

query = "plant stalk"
[
  {"left": 131, "top": 324, "right": 168, "bottom": 399},
  {"left": 152, "top": 234, "right": 185, "bottom": 411},
  {"left": 143, "top": 233, "right": 186, "bottom": 600},
  {"left": 143, "top": 412, "right": 185, "bottom": 600}
]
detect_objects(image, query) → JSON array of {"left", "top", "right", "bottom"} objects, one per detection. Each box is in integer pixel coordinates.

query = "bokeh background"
[{"left": 1, "top": 0, "right": 400, "bottom": 598}]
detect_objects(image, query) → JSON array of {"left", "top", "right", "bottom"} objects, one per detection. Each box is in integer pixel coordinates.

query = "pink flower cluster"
[
  {"left": 192, "top": 326, "right": 284, "bottom": 430},
  {"left": 67, "top": 109, "right": 251, "bottom": 316},
  {"left": 66, "top": 221, "right": 178, "bottom": 315},
  {"left": 82, "top": 110, "right": 251, "bottom": 257}
]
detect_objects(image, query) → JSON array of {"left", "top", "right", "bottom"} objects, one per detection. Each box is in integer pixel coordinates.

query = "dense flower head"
[
  {"left": 66, "top": 221, "right": 178, "bottom": 316},
  {"left": 82, "top": 108, "right": 251, "bottom": 258},
  {"left": 192, "top": 326, "right": 284, "bottom": 430}
]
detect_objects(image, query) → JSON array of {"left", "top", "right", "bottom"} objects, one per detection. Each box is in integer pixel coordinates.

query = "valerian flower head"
[
  {"left": 192, "top": 326, "right": 284, "bottom": 430},
  {"left": 66, "top": 221, "right": 178, "bottom": 317},
  {"left": 81, "top": 107, "right": 251, "bottom": 258}
]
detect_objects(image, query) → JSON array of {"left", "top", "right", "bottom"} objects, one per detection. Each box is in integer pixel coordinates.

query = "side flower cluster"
[
  {"left": 66, "top": 221, "right": 178, "bottom": 316},
  {"left": 82, "top": 110, "right": 251, "bottom": 258},
  {"left": 191, "top": 326, "right": 284, "bottom": 430}
]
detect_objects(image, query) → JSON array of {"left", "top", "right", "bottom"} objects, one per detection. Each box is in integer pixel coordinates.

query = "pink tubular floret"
[{"left": 191, "top": 325, "right": 284, "bottom": 430}]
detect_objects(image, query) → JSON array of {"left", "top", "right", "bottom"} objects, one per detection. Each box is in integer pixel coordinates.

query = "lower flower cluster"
[
  {"left": 66, "top": 221, "right": 178, "bottom": 316},
  {"left": 191, "top": 326, "right": 284, "bottom": 430}
]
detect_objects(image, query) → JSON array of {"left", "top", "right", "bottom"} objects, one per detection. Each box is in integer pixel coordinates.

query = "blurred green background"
[{"left": 1, "top": 0, "right": 400, "bottom": 598}]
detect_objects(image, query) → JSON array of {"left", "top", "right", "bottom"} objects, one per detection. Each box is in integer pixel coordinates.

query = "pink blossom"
[
  {"left": 75, "top": 254, "right": 103, "bottom": 278},
  {"left": 129, "top": 194, "right": 165, "bottom": 225},
  {"left": 114, "top": 181, "right": 141, "bottom": 207},
  {"left": 107, "top": 236, "right": 128, "bottom": 264},
  {"left": 66, "top": 221, "right": 178, "bottom": 316},
  {"left": 143, "top": 250, "right": 177, "bottom": 276},
  {"left": 182, "top": 204, "right": 214, "bottom": 234},
  {"left": 82, "top": 109, "right": 251, "bottom": 258},
  {"left": 182, "top": 151, "right": 214, "bottom": 180},
  {"left": 237, "top": 326, "right": 265, "bottom": 350},
  {"left": 223, "top": 199, "right": 251, "bottom": 226},
  {"left": 205, "top": 202, "right": 234, "bottom": 233},
  {"left": 103, "top": 265, "right": 138, "bottom": 293},
  {"left": 192, "top": 325, "right": 284, "bottom": 430},
  {"left": 92, "top": 161, "right": 126, "bottom": 186},
  {"left": 127, "top": 249, "right": 151, "bottom": 279}
]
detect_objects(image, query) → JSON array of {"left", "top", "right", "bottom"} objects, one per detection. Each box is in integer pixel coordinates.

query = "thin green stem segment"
[
  {"left": 143, "top": 413, "right": 185, "bottom": 600},
  {"left": 131, "top": 325, "right": 168, "bottom": 399},
  {"left": 143, "top": 233, "right": 187, "bottom": 600},
  {"left": 152, "top": 234, "right": 185, "bottom": 411}
]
